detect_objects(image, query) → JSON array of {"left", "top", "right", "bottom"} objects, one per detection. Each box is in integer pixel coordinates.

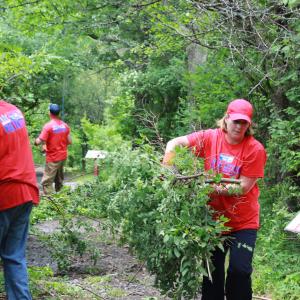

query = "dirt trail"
[
  {"left": 27, "top": 219, "right": 173, "bottom": 299},
  {"left": 28, "top": 168, "right": 199, "bottom": 299}
]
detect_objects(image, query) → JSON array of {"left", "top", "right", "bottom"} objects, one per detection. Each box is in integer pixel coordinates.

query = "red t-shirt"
[
  {"left": 39, "top": 116, "right": 70, "bottom": 163},
  {"left": 0, "top": 100, "right": 39, "bottom": 211},
  {"left": 187, "top": 128, "right": 267, "bottom": 231}
]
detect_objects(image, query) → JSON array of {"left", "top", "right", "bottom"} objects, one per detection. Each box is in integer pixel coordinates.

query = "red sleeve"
[
  {"left": 39, "top": 124, "right": 50, "bottom": 141},
  {"left": 241, "top": 143, "right": 267, "bottom": 178},
  {"left": 186, "top": 129, "right": 214, "bottom": 157}
]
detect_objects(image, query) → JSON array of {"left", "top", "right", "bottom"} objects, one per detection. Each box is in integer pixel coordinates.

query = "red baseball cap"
[{"left": 226, "top": 99, "right": 253, "bottom": 123}]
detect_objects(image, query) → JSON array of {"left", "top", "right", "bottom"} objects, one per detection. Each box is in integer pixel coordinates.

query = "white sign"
[
  {"left": 85, "top": 150, "right": 107, "bottom": 159},
  {"left": 285, "top": 212, "right": 300, "bottom": 233}
]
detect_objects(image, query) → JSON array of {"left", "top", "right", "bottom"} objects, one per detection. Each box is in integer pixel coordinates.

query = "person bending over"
[{"left": 162, "top": 99, "right": 267, "bottom": 300}]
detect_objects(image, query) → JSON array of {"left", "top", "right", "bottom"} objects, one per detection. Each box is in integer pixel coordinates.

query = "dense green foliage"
[
  {"left": 0, "top": 0, "right": 299, "bottom": 299},
  {"left": 253, "top": 184, "right": 300, "bottom": 300},
  {"left": 103, "top": 146, "right": 228, "bottom": 298},
  {"left": 32, "top": 145, "right": 230, "bottom": 298},
  {"left": 30, "top": 140, "right": 300, "bottom": 299}
]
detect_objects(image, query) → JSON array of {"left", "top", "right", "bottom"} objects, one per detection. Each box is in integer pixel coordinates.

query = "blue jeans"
[
  {"left": 202, "top": 229, "right": 257, "bottom": 300},
  {"left": 0, "top": 202, "right": 33, "bottom": 300}
]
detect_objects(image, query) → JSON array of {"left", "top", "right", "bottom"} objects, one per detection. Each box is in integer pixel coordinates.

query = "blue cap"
[{"left": 49, "top": 103, "right": 60, "bottom": 115}]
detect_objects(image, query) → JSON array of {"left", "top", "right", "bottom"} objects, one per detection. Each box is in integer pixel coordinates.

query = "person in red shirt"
[
  {"left": 0, "top": 100, "right": 39, "bottom": 300},
  {"left": 35, "top": 103, "right": 72, "bottom": 194},
  {"left": 162, "top": 99, "right": 267, "bottom": 300}
]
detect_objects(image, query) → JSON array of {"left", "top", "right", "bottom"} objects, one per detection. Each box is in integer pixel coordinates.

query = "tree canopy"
[{"left": 1, "top": 1, "right": 299, "bottom": 298}]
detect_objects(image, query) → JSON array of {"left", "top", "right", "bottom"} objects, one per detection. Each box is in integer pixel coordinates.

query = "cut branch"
[{"left": 175, "top": 173, "right": 241, "bottom": 184}]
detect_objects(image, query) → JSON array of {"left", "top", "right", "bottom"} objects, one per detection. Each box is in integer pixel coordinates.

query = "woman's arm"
[
  {"left": 240, "top": 175, "right": 258, "bottom": 194},
  {"left": 162, "top": 136, "right": 190, "bottom": 165},
  {"left": 212, "top": 175, "right": 258, "bottom": 196}
]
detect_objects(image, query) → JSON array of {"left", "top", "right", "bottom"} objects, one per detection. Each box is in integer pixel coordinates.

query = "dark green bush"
[{"left": 76, "top": 144, "right": 228, "bottom": 298}]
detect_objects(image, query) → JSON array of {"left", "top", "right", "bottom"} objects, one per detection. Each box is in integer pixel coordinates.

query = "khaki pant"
[{"left": 41, "top": 160, "right": 65, "bottom": 194}]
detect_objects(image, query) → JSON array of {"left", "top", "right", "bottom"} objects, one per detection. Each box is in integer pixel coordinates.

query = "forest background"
[{"left": 0, "top": 0, "right": 299, "bottom": 299}]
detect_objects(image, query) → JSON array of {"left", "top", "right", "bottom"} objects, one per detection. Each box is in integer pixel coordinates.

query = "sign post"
[
  {"left": 85, "top": 150, "right": 107, "bottom": 177},
  {"left": 284, "top": 212, "right": 300, "bottom": 234}
]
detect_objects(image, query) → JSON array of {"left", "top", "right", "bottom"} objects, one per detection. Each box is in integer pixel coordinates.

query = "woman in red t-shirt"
[{"left": 162, "top": 99, "right": 267, "bottom": 300}]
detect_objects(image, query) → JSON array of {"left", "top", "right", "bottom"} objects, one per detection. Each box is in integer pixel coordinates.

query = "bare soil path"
[
  {"left": 27, "top": 219, "right": 174, "bottom": 300},
  {"left": 26, "top": 168, "right": 201, "bottom": 299}
]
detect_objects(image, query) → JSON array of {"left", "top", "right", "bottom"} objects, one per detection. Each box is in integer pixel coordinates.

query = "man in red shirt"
[
  {"left": 0, "top": 100, "right": 39, "bottom": 300},
  {"left": 35, "top": 103, "right": 72, "bottom": 194},
  {"left": 163, "top": 99, "right": 267, "bottom": 300}
]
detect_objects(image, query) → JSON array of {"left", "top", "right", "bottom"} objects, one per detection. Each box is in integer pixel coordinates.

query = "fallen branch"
[
  {"left": 204, "top": 178, "right": 241, "bottom": 184},
  {"left": 33, "top": 282, "right": 58, "bottom": 298},
  {"left": 73, "top": 283, "right": 103, "bottom": 299},
  {"left": 253, "top": 296, "right": 272, "bottom": 300},
  {"left": 127, "top": 262, "right": 146, "bottom": 284},
  {"left": 174, "top": 173, "right": 241, "bottom": 184}
]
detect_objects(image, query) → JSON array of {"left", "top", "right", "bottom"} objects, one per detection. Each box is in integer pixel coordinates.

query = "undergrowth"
[
  {"left": 253, "top": 183, "right": 300, "bottom": 300},
  {"left": 29, "top": 144, "right": 300, "bottom": 299}
]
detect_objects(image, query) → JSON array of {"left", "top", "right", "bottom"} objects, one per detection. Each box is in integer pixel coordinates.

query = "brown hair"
[{"left": 216, "top": 114, "right": 254, "bottom": 136}]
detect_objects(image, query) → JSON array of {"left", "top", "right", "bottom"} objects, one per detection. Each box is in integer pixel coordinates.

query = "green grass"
[
  {"left": 252, "top": 186, "right": 300, "bottom": 300},
  {"left": 72, "top": 174, "right": 95, "bottom": 184}
]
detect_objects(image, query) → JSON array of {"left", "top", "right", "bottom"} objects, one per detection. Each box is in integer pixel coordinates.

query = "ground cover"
[{"left": 24, "top": 218, "right": 171, "bottom": 300}]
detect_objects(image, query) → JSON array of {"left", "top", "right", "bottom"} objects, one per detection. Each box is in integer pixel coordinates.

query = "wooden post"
[
  {"left": 85, "top": 150, "right": 107, "bottom": 177},
  {"left": 93, "top": 158, "right": 99, "bottom": 176}
]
